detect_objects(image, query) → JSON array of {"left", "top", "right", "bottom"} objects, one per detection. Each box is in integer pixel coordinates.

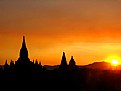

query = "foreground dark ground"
[{"left": 1, "top": 67, "right": 121, "bottom": 91}]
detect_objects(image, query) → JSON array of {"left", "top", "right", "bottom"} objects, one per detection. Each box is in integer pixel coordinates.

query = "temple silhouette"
[
  {"left": 15, "top": 36, "right": 33, "bottom": 72},
  {"left": 1, "top": 36, "right": 121, "bottom": 91}
]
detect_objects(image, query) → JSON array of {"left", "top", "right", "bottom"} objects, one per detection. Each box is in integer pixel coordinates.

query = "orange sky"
[{"left": 0, "top": 0, "right": 121, "bottom": 65}]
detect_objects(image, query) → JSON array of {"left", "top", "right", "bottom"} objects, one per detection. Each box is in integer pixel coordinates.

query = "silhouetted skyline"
[
  {"left": 1, "top": 36, "right": 121, "bottom": 68},
  {"left": 1, "top": 36, "right": 121, "bottom": 91},
  {"left": 1, "top": 36, "right": 121, "bottom": 70},
  {"left": 1, "top": 36, "right": 78, "bottom": 68}
]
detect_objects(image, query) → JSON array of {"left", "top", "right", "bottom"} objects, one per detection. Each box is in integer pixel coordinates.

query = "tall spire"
[
  {"left": 59, "top": 52, "right": 68, "bottom": 69},
  {"left": 19, "top": 36, "right": 28, "bottom": 59},
  {"left": 61, "top": 52, "right": 67, "bottom": 66},
  {"left": 22, "top": 36, "right": 26, "bottom": 48}
]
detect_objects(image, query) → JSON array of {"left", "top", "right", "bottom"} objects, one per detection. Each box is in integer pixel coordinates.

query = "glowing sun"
[
  {"left": 105, "top": 55, "right": 121, "bottom": 66},
  {"left": 111, "top": 59, "right": 119, "bottom": 66}
]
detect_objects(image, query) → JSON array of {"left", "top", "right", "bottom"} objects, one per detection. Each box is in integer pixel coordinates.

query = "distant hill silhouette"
[
  {"left": 83, "top": 61, "right": 112, "bottom": 70},
  {"left": 44, "top": 61, "right": 112, "bottom": 70}
]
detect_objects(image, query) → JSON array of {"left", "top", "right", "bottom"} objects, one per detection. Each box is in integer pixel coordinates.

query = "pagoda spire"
[
  {"left": 69, "top": 56, "right": 77, "bottom": 69},
  {"left": 15, "top": 36, "right": 31, "bottom": 72},
  {"left": 22, "top": 36, "right": 26, "bottom": 48},
  {"left": 19, "top": 36, "right": 28, "bottom": 59},
  {"left": 69, "top": 56, "right": 76, "bottom": 66},
  {"left": 59, "top": 52, "right": 68, "bottom": 69},
  {"left": 61, "top": 52, "right": 67, "bottom": 66}
]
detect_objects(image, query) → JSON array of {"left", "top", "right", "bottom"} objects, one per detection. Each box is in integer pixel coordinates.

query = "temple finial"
[
  {"left": 63, "top": 52, "right": 65, "bottom": 56},
  {"left": 23, "top": 36, "right": 25, "bottom": 41},
  {"left": 71, "top": 56, "right": 73, "bottom": 59},
  {"left": 22, "top": 36, "right": 26, "bottom": 48}
]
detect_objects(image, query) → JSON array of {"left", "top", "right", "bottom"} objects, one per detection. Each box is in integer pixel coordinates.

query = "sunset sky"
[{"left": 1, "top": 0, "right": 121, "bottom": 65}]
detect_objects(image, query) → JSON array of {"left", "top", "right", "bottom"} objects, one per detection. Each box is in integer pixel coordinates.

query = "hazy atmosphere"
[{"left": 1, "top": 0, "right": 121, "bottom": 65}]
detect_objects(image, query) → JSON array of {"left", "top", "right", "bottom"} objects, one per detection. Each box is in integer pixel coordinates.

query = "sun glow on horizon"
[
  {"left": 111, "top": 59, "right": 119, "bottom": 66},
  {"left": 105, "top": 55, "right": 121, "bottom": 66}
]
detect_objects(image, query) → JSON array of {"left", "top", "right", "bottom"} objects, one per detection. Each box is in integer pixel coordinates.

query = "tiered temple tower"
[
  {"left": 15, "top": 36, "right": 33, "bottom": 71},
  {"left": 19, "top": 36, "right": 28, "bottom": 60},
  {"left": 69, "top": 56, "right": 77, "bottom": 69},
  {"left": 59, "top": 52, "right": 68, "bottom": 70}
]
